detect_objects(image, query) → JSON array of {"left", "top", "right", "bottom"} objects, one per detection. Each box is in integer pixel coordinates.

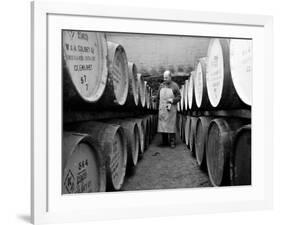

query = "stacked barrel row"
[
  {"left": 63, "top": 115, "right": 158, "bottom": 194},
  {"left": 177, "top": 114, "right": 251, "bottom": 186},
  {"left": 63, "top": 30, "right": 157, "bottom": 111},
  {"left": 177, "top": 38, "right": 252, "bottom": 112},
  {"left": 177, "top": 38, "right": 252, "bottom": 186},
  {"left": 62, "top": 30, "right": 158, "bottom": 194}
]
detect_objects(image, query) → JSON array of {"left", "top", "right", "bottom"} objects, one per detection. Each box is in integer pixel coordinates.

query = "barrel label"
[
  {"left": 62, "top": 142, "right": 100, "bottom": 194},
  {"left": 206, "top": 39, "right": 224, "bottom": 107},
  {"left": 64, "top": 169, "right": 75, "bottom": 193},
  {"left": 230, "top": 39, "right": 252, "bottom": 105},
  {"left": 112, "top": 54, "right": 123, "bottom": 84},
  {"left": 76, "top": 168, "right": 92, "bottom": 193},
  {"left": 63, "top": 159, "right": 93, "bottom": 194},
  {"left": 63, "top": 31, "right": 102, "bottom": 98}
]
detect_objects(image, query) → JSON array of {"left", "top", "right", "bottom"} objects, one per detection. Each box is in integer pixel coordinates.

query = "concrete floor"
[{"left": 121, "top": 133, "right": 212, "bottom": 191}]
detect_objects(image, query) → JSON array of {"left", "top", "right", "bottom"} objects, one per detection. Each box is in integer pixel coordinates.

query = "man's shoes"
[{"left": 170, "top": 142, "right": 176, "bottom": 148}]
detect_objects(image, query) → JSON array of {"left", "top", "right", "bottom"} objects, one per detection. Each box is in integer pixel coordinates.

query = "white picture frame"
[{"left": 31, "top": 1, "right": 273, "bottom": 224}]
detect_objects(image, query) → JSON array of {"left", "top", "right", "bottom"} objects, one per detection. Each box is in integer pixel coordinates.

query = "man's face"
[{"left": 163, "top": 73, "right": 171, "bottom": 82}]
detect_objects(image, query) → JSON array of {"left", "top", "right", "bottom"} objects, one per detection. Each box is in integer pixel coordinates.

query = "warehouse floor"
[{"left": 121, "top": 133, "right": 212, "bottom": 191}]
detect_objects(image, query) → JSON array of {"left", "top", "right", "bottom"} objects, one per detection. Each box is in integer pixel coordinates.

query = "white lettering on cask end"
[
  {"left": 230, "top": 39, "right": 252, "bottom": 105},
  {"left": 63, "top": 31, "right": 100, "bottom": 98}
]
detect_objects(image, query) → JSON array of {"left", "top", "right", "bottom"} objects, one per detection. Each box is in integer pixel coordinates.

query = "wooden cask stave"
[
  {"left": 177, "top": 113, "right": 183, "bottom": 135},
  {"left": 189, "top": 117, "right": 198, "bottom": 154},
  {"left": 142, "top": 115, "right": 151, "bottom": 150},
  {"left": 181, "top": 115, "right": 187, "bottom": 142},
  {"left": 195, "top": 116, "right": 213, "bottom": 169},
  {"left": 130, "top": 118, "right": 145, "bottom": 156},
  {"left": 184, "top": 116, "right": 191, "bottom": 147},
  {"left": 231, "top": 124, "right": 251, "bottom": 185},
  {"left": 65, "top": 121, "right": 127, "bottom": 191},
  {"left": 148, "top": 114, "right": 155, "bottom": 142},
  {"left": 206, "top": 118, "right": 245, "bottom": 186},
  {"left": 62, "top": 31, "right": 108, "bottom": 108},
  {"left": 62, "top": 132, "right": 106, "bottom": 194}
]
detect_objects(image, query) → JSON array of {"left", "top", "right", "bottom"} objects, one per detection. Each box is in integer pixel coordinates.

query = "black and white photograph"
[{"left": 62, "top": 30, "right": 252, "bottom": 194}]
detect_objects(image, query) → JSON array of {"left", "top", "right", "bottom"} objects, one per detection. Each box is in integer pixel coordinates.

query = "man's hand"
[{"left": 167, "top": 98, "right": 173, "bottom": 104}]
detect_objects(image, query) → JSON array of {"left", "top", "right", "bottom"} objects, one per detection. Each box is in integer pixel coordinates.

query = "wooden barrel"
[
  {"left": 65, "top": 121, "right": 127, "bottom": 191},
  {"left": 194, "top": 58, "right": 212, "bottom": 109},
  {"left": 137, "top": 73, "right": 146, "bottom": 107},
  {"left": 188, "top": 71, "right": 196, "bottom": 110},
  {"left": 229, "top": 39, "right": 252, "bottom": 106},
  {"left": 106, "top": 119, "right": 140, "bottom": 168},
  {"left": 125, "top": 62, "right": 139, "bottom": 107},
  {"left": 131, "top": 118, "right": 145, "bottom": 156},
  {"left": 177, "top": 113, "right": 183, "bottom": 134},
  {"left": 232, "top": 124, "right": 251, "bottom": 185},
  {"left": 180, "top": 84, "right": 185, "bottom": 112},
  {"left": 150, "top": 89, "right": 154, "bottom": 110},
  {"left": 184, "top": 116, "right": 191, "bottom": 147},
  {"left": 98, "top": 41, "right": 129, "bottom": 107},
  {"left": 195, "top": 117, "right": 213, "bottom": 169},
  {"left": 144, "top": 81, "right": 151, "bottom": 109},
  {"left": 63, "top": 31, "right": 108, "bottom": 106},
  {"left": 148, "top": 115, "right": 155, "bottom": 142},
  {"left": 189, "top": 117, "right": 198, "bottom": 153},
  {"left": 62, "top": 132, "right": 106, "bottom": 194},
  {"left": 142, "top": 116, "right": 151, "bottom": 150},
  {"left": 152, "top": 114, "right": 158, "bottom": 134},
  {"left": 206, "top": 118, "right": 244, "bottom": 186},
  {"left": 181, "top": 115, "right": 187, "bottom": 142},
  {"left": 184, "top": 80, "right": 189, "bottom": 111},
  {"left": 206, "top": 38, "right": 251, "bottom": 109}
]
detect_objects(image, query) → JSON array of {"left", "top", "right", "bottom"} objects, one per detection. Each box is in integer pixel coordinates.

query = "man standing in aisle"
[{"left": 157, "top": 70, "right": 181, "bottom": 148}]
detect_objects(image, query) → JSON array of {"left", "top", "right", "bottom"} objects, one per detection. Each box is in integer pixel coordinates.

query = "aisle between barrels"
[{"left": 121, "top": 133, "right": 212, "bottom": 191}]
